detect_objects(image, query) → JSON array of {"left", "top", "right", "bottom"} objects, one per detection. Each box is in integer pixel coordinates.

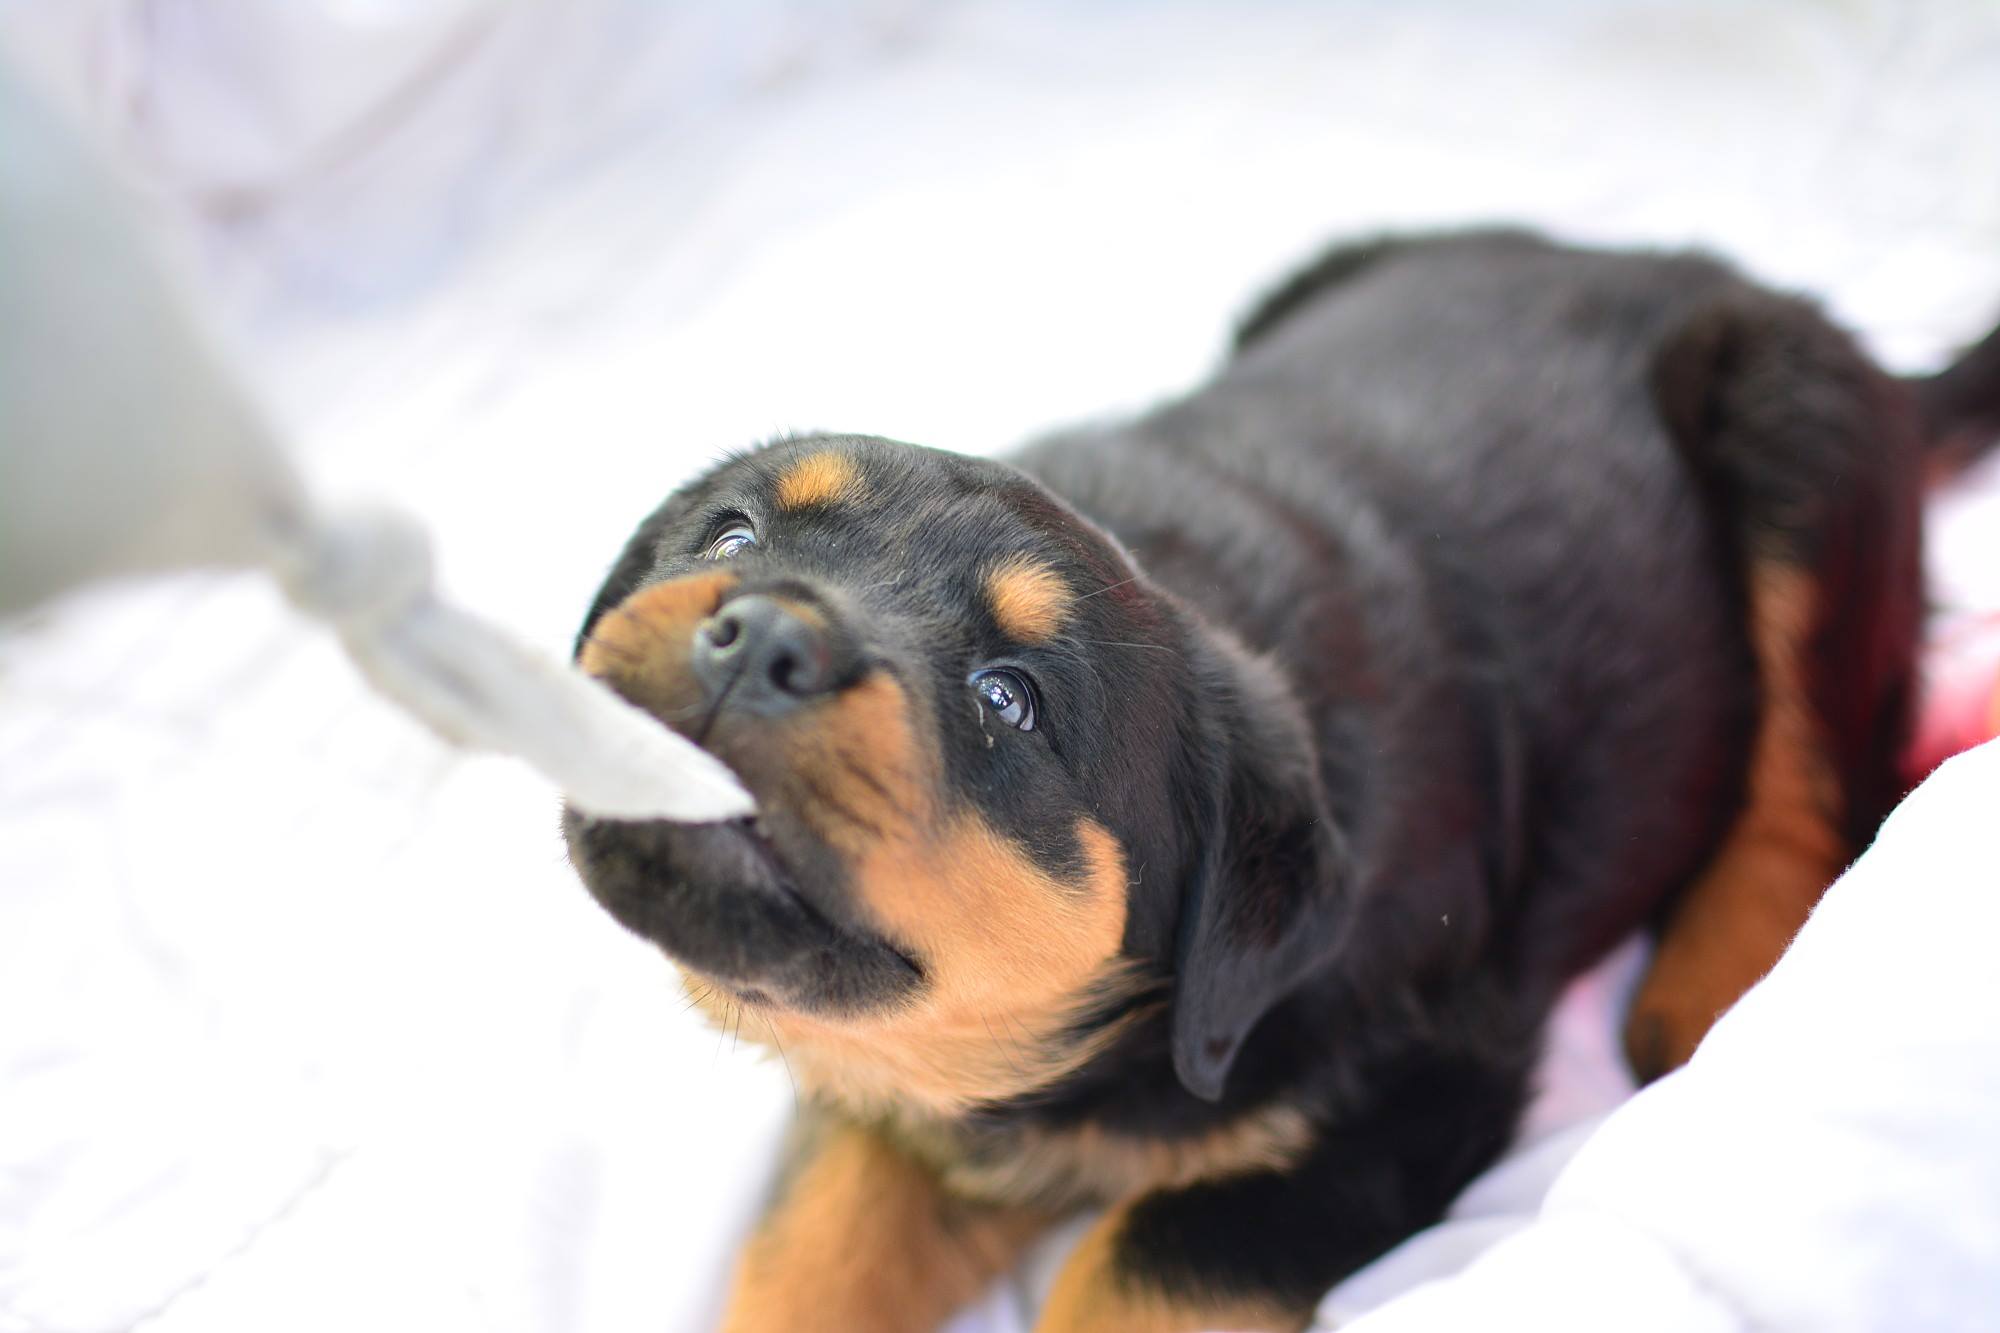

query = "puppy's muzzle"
[{"left": 693, "top": 592, "right": 860, "bottom": 715}]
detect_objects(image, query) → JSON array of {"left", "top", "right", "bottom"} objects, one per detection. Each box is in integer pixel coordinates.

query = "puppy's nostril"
[
  {"left": 706, "top": 614, "right": 742, "bottom": 649},
  {"left": 768, "top": 650, "right": 801, "bottom": 694}
]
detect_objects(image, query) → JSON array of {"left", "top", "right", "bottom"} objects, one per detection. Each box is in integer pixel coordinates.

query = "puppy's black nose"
[{"left": 692, "top": 594, "right": 853, "bottom": 714}]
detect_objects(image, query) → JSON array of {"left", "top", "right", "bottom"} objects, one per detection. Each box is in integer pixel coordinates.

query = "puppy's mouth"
[
  {"left": 568, "top": 570, "right": 927, "bottom": 1014},
  {"left": 561, "top": 794, "right": 921, "bottom": 1015}
]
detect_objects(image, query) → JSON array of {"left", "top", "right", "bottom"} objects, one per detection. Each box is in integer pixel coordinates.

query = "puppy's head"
[{"left": 563, "top": 435, "right": 1349, "bottom": 1112}]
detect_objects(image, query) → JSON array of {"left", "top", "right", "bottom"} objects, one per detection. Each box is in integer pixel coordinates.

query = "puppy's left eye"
[
  {"left": 969, "top": 668, "right": 1036, "bottom": 731},
  {"left": 705, "top": 524, "right": 758, "bottom": 560}
]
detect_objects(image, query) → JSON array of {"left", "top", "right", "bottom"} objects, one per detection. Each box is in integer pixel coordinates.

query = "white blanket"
[
  {"left": 1337, "top": 738, "right": 2000, "bottom": 1332},
  {"left": 4, "top": 4, "right": 2000, "bottom": 1331}
]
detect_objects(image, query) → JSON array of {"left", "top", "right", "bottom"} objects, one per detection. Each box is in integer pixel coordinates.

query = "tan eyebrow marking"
[
  {"left": 985, "top": 556, "right": 1075, "bottom": 644},
  {"left": 775, "top": 450, "right": 862, "bottom": 511}
]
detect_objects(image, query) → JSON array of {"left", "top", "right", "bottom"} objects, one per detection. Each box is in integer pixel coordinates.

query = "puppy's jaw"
[{"left": 756, "top": 815, "right": 1142, "bottom": 1117}]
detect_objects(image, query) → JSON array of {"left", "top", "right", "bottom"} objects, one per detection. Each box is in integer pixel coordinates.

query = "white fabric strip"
[{"left": 0, "top": 60, "right": 753, "bottom": 823}]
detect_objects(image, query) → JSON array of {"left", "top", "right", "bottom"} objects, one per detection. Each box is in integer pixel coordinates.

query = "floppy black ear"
[{"left": 1171, "top": 638, "right": 1353, "bottom": 1102}]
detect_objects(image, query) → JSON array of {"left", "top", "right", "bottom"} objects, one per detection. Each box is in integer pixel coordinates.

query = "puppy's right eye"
[
  {"left": 705, "top": 524, "right": 758, "bottom": 561},
  {"left": 969, "top": 668, "right": 1036, "bottom": 731}
]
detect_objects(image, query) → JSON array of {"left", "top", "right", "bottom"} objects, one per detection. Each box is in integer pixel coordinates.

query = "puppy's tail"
[{"left": 1912, "top": 313, "right": 2000, "bottom": 479}]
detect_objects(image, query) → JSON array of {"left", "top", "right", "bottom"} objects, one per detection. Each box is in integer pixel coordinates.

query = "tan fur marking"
[
  {"left": 941, "top": 1105, "right": 1316, "bottom": 1210},
  {"left": 720, "top": 1124, "right": 1045, "bottom": 1333},
  {"left": 986, "top": 556, "right": 1076, "bottom": 644},
  {"left": 1625, "top": 563, "right": 1848, "bottom": 1079},
  {"left": 1036, "top": 1205, "right": 1303, "bottom": 1333},
  {"left": 671, "top": 662, "right": 1141, "bottom": 1116},
  {"left": 577, "top": 571, "right": 739, "bottom": 718},
  {"left": 775, "top": 450, "right": 862, "bottom": 511},
  {"left": 744, "top": 815, "right": 1141, "bottom": 1117}
]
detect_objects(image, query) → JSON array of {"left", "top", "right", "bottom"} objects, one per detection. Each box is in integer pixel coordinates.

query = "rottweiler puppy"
[{"left": 563, "top": 231, "right": 2000, "bottom": 1333}]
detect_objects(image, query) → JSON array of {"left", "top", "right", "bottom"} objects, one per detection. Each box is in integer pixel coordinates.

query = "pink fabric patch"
[{"left": 1908, "top": 613, "right": 2000, "bottom": 782}]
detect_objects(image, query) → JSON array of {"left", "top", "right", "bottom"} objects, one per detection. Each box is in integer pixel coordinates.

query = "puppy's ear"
[{"left": 1172, "top": 637, "right": 1353, "bottom": 1102}]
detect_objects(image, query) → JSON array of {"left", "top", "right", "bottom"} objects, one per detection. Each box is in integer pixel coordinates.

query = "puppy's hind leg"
[
  {"left": 1624, "top": 561, "right": 1850, "bottom": 1081},
  {"left": 1624, "top": 293, "right": 1925, "bottom": 1082}
]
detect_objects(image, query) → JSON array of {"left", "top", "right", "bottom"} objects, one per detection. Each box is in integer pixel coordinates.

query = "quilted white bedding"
[{"left": 3, "top": 3, "right": 1998, "bottom": 1330}]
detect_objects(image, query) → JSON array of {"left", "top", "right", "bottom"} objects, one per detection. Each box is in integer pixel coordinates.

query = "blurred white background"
[{"left": 2, "top": 2, "right": 1998, "bottom": 1331}]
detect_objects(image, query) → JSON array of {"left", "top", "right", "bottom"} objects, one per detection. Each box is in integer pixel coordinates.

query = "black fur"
[
  {"left": 566, "top": 231, "right": 1995, "bottom": 1325},
  {"left": 1917, "top": 315, "right": 2000, "bottom": 468}
]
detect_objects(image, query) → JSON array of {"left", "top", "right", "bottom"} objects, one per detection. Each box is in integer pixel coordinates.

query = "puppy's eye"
[
  {"left": 705, "top": 524, "right": 757, "bottom": 561},
  {"left": 969, "top": 668, "right": 1036, "bottom": 731}
]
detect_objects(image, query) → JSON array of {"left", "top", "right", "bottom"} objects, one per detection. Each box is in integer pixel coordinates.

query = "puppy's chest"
[{"left": 893, "top": 1102, "right": 1318, "bottom": 1210}]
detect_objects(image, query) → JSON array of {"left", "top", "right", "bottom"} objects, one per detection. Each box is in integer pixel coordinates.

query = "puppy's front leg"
[
  {"left": 720, "top": 1117, "right": 1047, "bottom": 1333},
  {"left": 1035, "top": 1197, "right": 1307, "bottom": 1333},
  {"left": 1036, "top": 1063, "right": 1524, "bottom": 1333}
]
